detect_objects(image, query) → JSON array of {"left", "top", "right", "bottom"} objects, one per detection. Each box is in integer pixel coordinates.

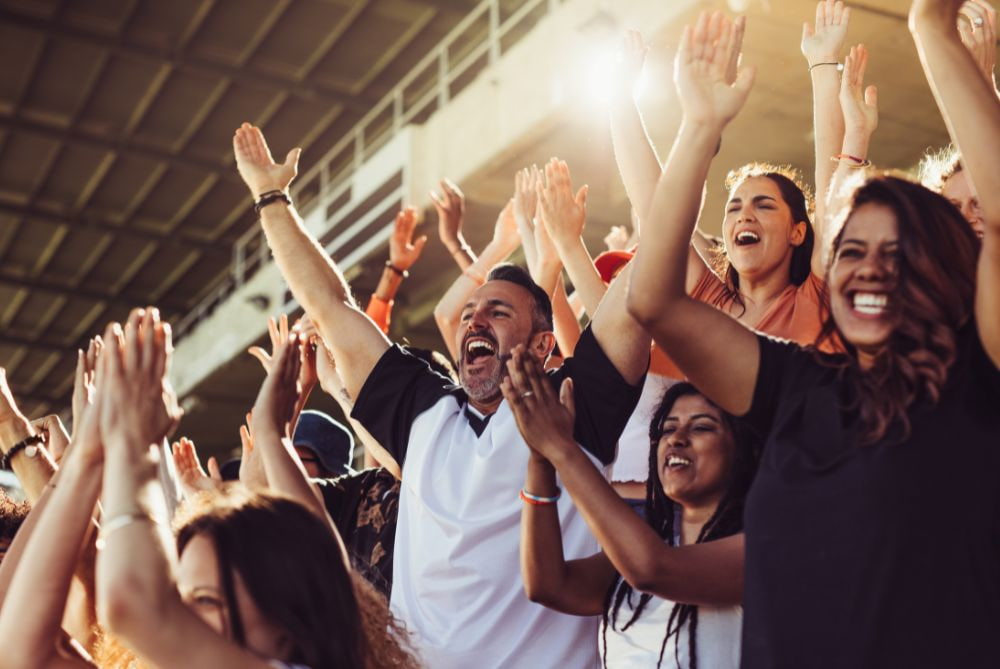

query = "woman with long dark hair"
[
  {"left": 505, "top": 370, "right": 758, "bottom": 668},
  {"left": 95, "top": 311, "right": 418, "bottom": 669},
  {"left": 627, "top": 6, "right": 1000, "bottom": 666}
]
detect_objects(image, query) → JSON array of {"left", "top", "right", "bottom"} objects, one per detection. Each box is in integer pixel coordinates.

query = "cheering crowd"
[{"left": 1, "top": 0, "right": 998, "bottom": 666}]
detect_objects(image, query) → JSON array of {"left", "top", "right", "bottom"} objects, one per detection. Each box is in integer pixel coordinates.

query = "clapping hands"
[
  {"left": 98, "top": 308, "right": 183, "bottom": 455},
  {"left": 674, "top": 11, "right": 756, "bottom": 131}
]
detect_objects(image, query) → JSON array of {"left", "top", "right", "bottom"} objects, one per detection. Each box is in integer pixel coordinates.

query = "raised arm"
[
  {"left": 626, "top": 11, "right": 761, "bottom": 416},
  {"left": 801, "top": 0, "right": 852, "bottom": 274},
  {"left": 96, "top": 311, "right": 274, "bottom": 669},
  {"left": 0, "top": 369, "right": 56, "bottom": 503},
  {"left": 0, "top": 368, "right": 105, "bottom": 669},
  {"left": 502, "top": 350, "right": 743, "bottom": 606},
  {"left": 910, "top": 0, "right": 1000, "bottom": 365},
  {"left": 610, "top": 32, "right": 714, "bottom": 295},
  {"left": 957, "top": 0, "right": 998, "bottom": 92},
  {"left": 365, "top": 207, "right": 427, "bottom": 334},
  {"left": 433, "top": 200, "right": 520, "bottom": 360},
  {"left": 432, "top": 178, "right": 474, "bottom": 270},
  {"left": 519, "top": 447, "right": 615, "bottom": 616},
  {"left": 233, "top": 123, "right": 389, "bottom": 401},
  {"left": 537, "top": 159, "right": 607, "bottom": 317},
  {"left": 249, "top": 333, "right": 349, "bottom": 564}
]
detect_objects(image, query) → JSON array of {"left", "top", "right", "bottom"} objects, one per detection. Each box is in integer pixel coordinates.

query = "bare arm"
[
  {"left": 502, "top": 350, "right": 743, "bottom": 606},
  {"left": 0, "top": 440, "right": 102, "bottom": 668},
  {"left": 610, "top": 31, "right": 710, "bottom": 294},
  {"left": 97, "top": 312, "right": 273, "bottom": 669},
  {"left": 910, "top": 0, "right": 1000, "bottom": 365},
  {"left": 365, "top": 207, "right": 428, "bottom": 334},
  {"left": 519, "top": 456, "right": 615, "bottom": 615},
  {"left": 0, "top": 370, "right": 56, "bottom": 503},
  {"left": 802, "top": 0, "right": 851, "bottom": 275},
  {"left": 550, "top": 277, "right": 582, "bottom": 357},
  {"left": 626, "top": 12, "right": 761, "bottom": 416},
  {"left": 432, "top": 179, "right": 474, "bottom": 271},
  {"left": 433, "top": 201, "right": 520, "bottom": 360},
  {"left": 234, "top": 123, "right": 389, "bottom": 402}
]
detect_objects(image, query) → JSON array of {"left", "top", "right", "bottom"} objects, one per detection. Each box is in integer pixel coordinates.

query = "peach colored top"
[
  {"left": 649, "top": 270, "right": 831, "bottom": 380},
  {"left": 365, "top": 295, "right": 392, "bottom": 334}
]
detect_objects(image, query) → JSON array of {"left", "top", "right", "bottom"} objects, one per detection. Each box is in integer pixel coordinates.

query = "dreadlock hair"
[
  {"left": 813, "top": 175, "right": 978, "bottom": 445},
  {"left": 710, "top": 164, "right": 815, "bottom": 316},
  {"left": 600, "top": 383, "right": 760, "bottom": 669}
]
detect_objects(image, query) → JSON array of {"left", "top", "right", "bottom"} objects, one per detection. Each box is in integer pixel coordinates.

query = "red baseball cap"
[{"left": 593, "top": 249, "right": 635, "bottom": 284}]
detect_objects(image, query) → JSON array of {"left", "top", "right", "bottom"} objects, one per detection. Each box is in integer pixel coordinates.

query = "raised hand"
[
  {"left": 171, "top": 437, "right": 222, "bottom": 500},
  {"left": 500, "top": 346, "right": 576, "bottom": 459},
  {"left": 71, "top": 337, "right": 101, "bottom": 442},
  {"left": 958, "top": 0, "right": 997, "bottom": 85},
  {"left": 513, "top": 165, "right": 541, "bottom": 228},
  {"left": 802, "top": 0, "right": 852, "bottom": 66},
  {"left": 615, "top": 30, "right": 648, "bottom": 100},
  {"left": 249, "top": 314, "right": 318, "bottom": 400},
  {"left": 725, "top": 15, "right": 748, "bottom": 86},
  {"left": 30, "top": 415, "right": 70, "bottom": 465},
  {"left": 0, "top": 369, "right": 25, "bottom": 424},
  {"left": 251, "top": 333, "right": 304, "bottom": 442},
  {"left": 840, "top": 44, "right": 879, "bottom": 137},
  {"left": 492, "top": 198, "right": 522, "bottom": 254},
  {"left": 537, "top": 159, "right": 588, "bottom": 251},
  {"left": 389, "top": 206, "right": 428, "bottom": 272},
  {"left": 431, "top": 178, "right": 467, "bottom": 253},
  {"left": 674, "top": 11, "right": 756, "bottom": 130},
  {"left": 238, "top": 411, "right": 266, "bottom": 489},
  {"left": 233, "top": 122, "right": 301, "bottom": 199},
  {"left": 98, "top": 308, "right": 183, "bottom": 452}
]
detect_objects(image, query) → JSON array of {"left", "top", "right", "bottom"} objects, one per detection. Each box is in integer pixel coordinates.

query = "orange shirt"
[
  {"left": 648, "top": 270, "right": 831, "bottom": 380},
  {"left": 365, "top": 296, "right": 392, "bottom": 334}
]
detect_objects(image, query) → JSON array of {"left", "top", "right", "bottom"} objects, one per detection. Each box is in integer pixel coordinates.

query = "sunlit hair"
[
  {"left": 175, "top": 488, "right": 418, "bottom": 669},
  {"left": 917, "top": 144, "right": 962, "bottom": 193},
  {"left": 710, "top": 164, "right": 815, "bottom": 313},
  {"left": 600, "top": 383, "right": 760, "bottom": 669},
  {"left": 814, "top": 176, "right": 979, "bottom": 445}
]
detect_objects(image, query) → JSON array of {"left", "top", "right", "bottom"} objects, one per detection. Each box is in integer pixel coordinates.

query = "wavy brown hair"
[
  {"left": 175, "top": 488, "right": 419, "bottom": 669},
  {"left": 814, "top": 176, "right": 979, "bottom": 445},
  {"left": 710, "top": 164, "right": 815, "bottom": 314}
]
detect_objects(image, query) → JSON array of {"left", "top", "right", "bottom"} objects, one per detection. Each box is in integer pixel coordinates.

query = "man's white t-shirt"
[{"left": 352, "top": 328, "right": 643, "bottom": 668}]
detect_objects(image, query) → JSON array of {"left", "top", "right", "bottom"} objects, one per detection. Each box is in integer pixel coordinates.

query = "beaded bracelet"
[
  {"left": 0, "top": 434, "right": 44, "bottom": 469},
  {"left": 385, "top": 261, "right": 409, "bottom": 279},
  {"left": 520, "top": 488, "right": 562, "bottom": 506}
]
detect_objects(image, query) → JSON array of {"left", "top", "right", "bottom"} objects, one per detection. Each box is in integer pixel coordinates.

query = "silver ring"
[
  {"left": 974, "top": 16, "right": 985, "bottom": 26},
  {"left": 519, "top": 391, "right": 534, "bottom": 399}
]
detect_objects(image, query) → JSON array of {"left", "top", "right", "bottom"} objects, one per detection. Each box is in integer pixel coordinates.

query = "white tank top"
[{"left": 598, "top": 581, "right": 742, "bottom": 668}]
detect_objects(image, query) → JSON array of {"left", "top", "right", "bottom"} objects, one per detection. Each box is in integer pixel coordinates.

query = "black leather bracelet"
[
  {"left": 254, "top": 190, "right": 291, "bottom": 214},
  {"left": 0, "top": 434, "right": 44, "bottom": 469}
]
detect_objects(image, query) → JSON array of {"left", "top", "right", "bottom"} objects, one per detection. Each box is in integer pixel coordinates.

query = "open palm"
[
  {"left": 233, "top": 122, "right": 301, "bottom": 198},
  {"left": 674, "top": 12, "right": 756, "bottom": 130}
]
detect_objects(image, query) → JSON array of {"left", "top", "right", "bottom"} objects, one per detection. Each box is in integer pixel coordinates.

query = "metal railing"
[{"left": 174, "top": 0, "right": 559, "bottom": 340}]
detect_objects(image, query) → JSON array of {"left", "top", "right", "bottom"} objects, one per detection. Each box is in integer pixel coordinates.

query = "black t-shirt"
[
  {"left": 741, "top": 323, "right": 1000, "bottom": 668},
  {"left": 352, "top": 325, "right": 641, "bottom": 467}
]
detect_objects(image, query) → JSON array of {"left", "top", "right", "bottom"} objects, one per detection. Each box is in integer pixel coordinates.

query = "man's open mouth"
[{"left": 464, "top": 336, "right": 497, "bottom": 364}]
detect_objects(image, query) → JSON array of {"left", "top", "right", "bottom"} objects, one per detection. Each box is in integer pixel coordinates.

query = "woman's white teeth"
[
  {"left": 667, "top": 455, "right": 692, "bottom": 468},
  {"left": 736, "top": 231, "right": 760, "bottom": 246},
  {"left": 852, "top": 292, "right": 888, "bottom": 315}
]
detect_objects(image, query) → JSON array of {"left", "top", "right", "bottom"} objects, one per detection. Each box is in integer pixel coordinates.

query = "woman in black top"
[{"left": 625, "top": 5, "right": 1000, "bottom": 668}]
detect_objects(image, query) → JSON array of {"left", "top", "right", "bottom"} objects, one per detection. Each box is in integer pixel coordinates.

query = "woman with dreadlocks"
[{"left": 503, "top": 348, "right": 758, "bottom": 668}]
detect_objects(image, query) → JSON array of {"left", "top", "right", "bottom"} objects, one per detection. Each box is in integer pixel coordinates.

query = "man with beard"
[{"left": 233, "top": 122, "right": 649, "bottom": 668}]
